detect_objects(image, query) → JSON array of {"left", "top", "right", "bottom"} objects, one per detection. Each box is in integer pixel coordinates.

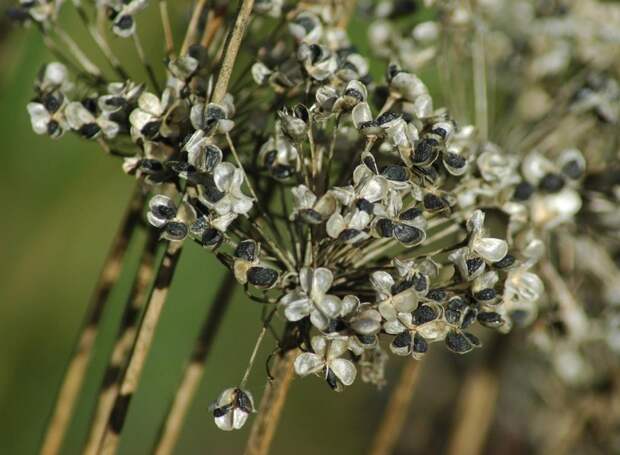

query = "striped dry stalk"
[
  {"left": 82, "top": 229, "right": 160, "bottom": 455},
  {"left": 152, "top": 272, "right": 237, "bottom": 455},
  {"left": 97, "top": 240, "right": 184, "bottom": 454},
  {"left": 368, "top": 360, "right": 422, "bottom": 455},
  {"left": 244, "top": 348, "right": 297, "bottom": 455},
  {"left": 39, "top": 184, "right": 146, "bottom": 455}
]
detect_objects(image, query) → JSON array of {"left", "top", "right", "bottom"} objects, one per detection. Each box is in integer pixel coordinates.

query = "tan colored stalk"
[
  {"left": 82, "top": 231, "right": 159, "bottom": 455},
  {"left": 159, "top": 0, "right": 175, "bottom": 57},
  {"left": 152, "top": 273, "right": 237, "bottom": 455},
  {"left": 39, "top": 185, "right": 146, "bottom": 455},
  {"left": 446, "top": 367, "right": 499, "bottom": 455},
  {"left": 244, "top": 349, "right": 297, "bottom": 455},
  {"left": 180, "top": 0, "right": 207, "bottom": 55},
  {"left": 368, "top": 360, "right": 422, "bottom": 455},
  {"left": 97, "top": 241, "right": 183, "bottom": 455}
]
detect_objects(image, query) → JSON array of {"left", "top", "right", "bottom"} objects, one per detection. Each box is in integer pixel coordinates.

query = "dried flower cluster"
[{"left": 14, "top": 0, "right": 620, "bottom": 448}]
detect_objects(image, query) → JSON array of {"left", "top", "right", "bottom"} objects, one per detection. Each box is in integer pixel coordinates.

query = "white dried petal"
[
  {"left": 329, "top": 358, "right": 357, "bottom": 386},
  {"left": 294, "top": 353, "right": 324, "bottom": 376}
]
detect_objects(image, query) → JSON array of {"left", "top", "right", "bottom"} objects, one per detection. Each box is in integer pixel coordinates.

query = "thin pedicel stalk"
[
  {"left": 152, "top": 273, "right": 237, "bottom": 455},
  {"left": 97, "top": 240, "right": 184, "bottom": 454},
  {"left": 368, "top": 360, "right": 422, "bottom": 455},
  {"left": 39, "top": 185, "right": 146, "bottom": 455},
  {"left": 96, "top": 2, "right": 256, "bottom": 452},
  {"left": 82, "top": 229, "right": 160, "bottom": 455},
  {"left": 244, "top": 348, "right": 297, "bottom": 455},
  {"left": 159, "top": 0, "right": 175, "bottom": 57}
]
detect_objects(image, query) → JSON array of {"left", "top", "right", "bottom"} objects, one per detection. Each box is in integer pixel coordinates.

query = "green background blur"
[{"left": 0, "top": 2, "right": 483, "bottom": 454}]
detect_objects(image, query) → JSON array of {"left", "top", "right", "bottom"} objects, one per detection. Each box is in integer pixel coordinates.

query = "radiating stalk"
[
  {"left": 82, "top": 229, "right": 160, "bottom": 455},
  {"left": 97, "top": 241, "right": 184, "bottom": 454},
  {"left": 243, "top": 349, "right": 297, "bottom": 455},
  {"left": 39, "top": 185, "right": 146, "bottom": 455},
  {"left": 152, "top": 273, "right": 237, "bottom": 455},
  {"left": 368, "top": 360, "right": 422, "bottom": 455}
]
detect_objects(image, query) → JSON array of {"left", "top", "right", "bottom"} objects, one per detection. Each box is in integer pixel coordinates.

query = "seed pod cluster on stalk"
[{"left": 13, "top": 0, "right": 620, "bottom": 446}]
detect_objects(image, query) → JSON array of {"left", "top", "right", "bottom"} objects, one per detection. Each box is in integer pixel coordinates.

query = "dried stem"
[
  {"left": 180, "top": 0, "right": 207, "bottom": 55},
  {"left": 39, "top": 185, "right": 146, "bottom": 455},
  {"left": 152, "top": 273, "right": 237, "bottom": 455},
  {"left": 132, "top": 31, "right": 161, "bottom": 93},
  {"left": 159, "top": 0, "right": 175, "bottom": 57},
  {"left": 445, "top": 367, "right": 499, "bottom": 455},
  {"left": 97, "top": 241, "right": 183, "bottom": 454},
  {"left": 368, "top": 360, "right": 422, "bottom": 455},
  {"left": 82, "top": 230, "right": 160, "bottom": 455},
  {"left": 244, "top": 349, "right": 297, "bottom": 455},
  {"left": 211, "top": 0, "right": 255, "bottom": 105}
]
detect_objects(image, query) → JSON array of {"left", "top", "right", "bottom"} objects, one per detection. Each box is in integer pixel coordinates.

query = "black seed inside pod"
[
  {"left": 357, "top": 334, "right": 375, "bottom": 345},
  {"left": 412, "top": 304, "right": 437, "bottom": 325},
  {"left": 247, "top": 267, "right": 278, "bottom": 288},
  {"left": 412, "top": 273, "right": 427, "bottom": 292},
  {"left": 413, "top": 138, "right": 439, "bottom": 164},
  {"left": 79, "top": 123, "right": 101, "bottom": 139},
  {"left": 465, "top": 332, "right": 481, "bottom": 347},
  {"left": 399, "top": 207, "right": 422, "bottom": 221},
  {"left": 141, "top": 120, "right": 161, "bottom": 139},
  {"left": 445, "top": 330, "right": 472, "bottom": 354},
  {"left": 300, "top": 208, "right": 323, "bottom": 224},
  {"left": 116, "top": 15, "right": 133, "bottom": 30},
  {"left": 427, "top": 288, "right": 447, "bottom": 302},
  {"left": 539, "top": 173, "right": 565, "bottom": 193},
  {"left": 494, "top": 254, "right": 515, "bottom": 269},
  {"left": 165, "top": 221, "right": 188, "bottom": 239},
  {"left": 363, "top": 155, "right": 379, "bottom": 173},
  {"left": 139, "top": 159, "right": 163, "bottom": 174},
  {"left": 153, "top": 204, "right": 176, "bottom": 220},
  {"left": 381, "top": 164, "right": 408, "bottom": 181},
  {"left": 236, "top": 390, "right": 253, "bottom": 413},
  {"left": 466, "top": 257, "right": 484, "bottom": 275},
  {"left": 356, "top": 198, "right": 374, "bottom": 214},
  {"left": 513, "top": 181, "right": 534, "bottom": 201},
  {"left": 202, "top": 175, "right": 225, "bottom": 203},
  {"left": 272, "top": 165, "right": 294, "bottom": 179},
  {"left": 448, "top": 297, "right": 466, "bottom": 311},
  {"left": 47, "top": 120, "right": 60, "bottom": 136},
  {"left": 326, "top": 368, "right": 339, "bottom": 390},
  {"left": 391, "top": 279, "right": 413, "bottom": 295},
  {"left": 461, "top": 308, "right": 477, "bottom": 329},
  {"left": 235, "top": 240, "right": 257, "bottom": 261},
  {"left": 344, "top": 88, "right": 363, "bottom": 102},
  {"left": 445, "top": 309, "right": 461, "bottom": 324},
  {"left": 423, "top": 193, "right": 445, "bottom": 211},
  {"left": 376, "top": 111, "right": 400, "bottom": 126},
  {"left": 204, "top": 145, "right": 222, "bottom": 171},
  {"left": 201, "top": 228, "right": 222, "bottom": 247},
  {"left": 444, "top": 152, "right": 466, "bottom": 169},
  {"left": 478, "top": 311, "right": 503, "bottom": 326},
  {"left": 413, "top": 333, "right": 428, "bottom": 353},
  {"left": 393, "top": 331, "right": 412, "bottom": 348},
  {"left": 376, "top": 218, "right": 394, "bottom": 238},
  {"left": 339, "top": 228, "right": 361, "bottom": 242},
  {"left": 394, "top": 223, "right": 424, "bottom": 245},
  {"left": 562, "top": 160, "right": 583, "bottom": 179},
  {"left": 43, "top": 93, "right": 61, "bottom": 113},
  {"left": 212, "top": 406, "right": 228, "bottom": 418},
  {"left": 474, "top": 288, "right": 497, "bottom": 301}
]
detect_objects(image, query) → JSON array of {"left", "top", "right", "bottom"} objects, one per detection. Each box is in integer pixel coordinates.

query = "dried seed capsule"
[
  {"left": 466, "top": 257, "right": 484, "bottom": 275},
  {"left": 399, "top": 207, "right": 422, "bottom": 221},
  {"left": 445, "top": 308, "right": 461, "bottom": 324},
  {"left": 474, "top": 288, "right": 497, "bottom": 302},
  {"left": 461, "top": 308, "right": 477, "bottom": 329},
  {"left": 201, "top": 228, "right": 223, "bottom": 249},
  {"left": 539, "top": 173, "right": 565, "bottom": 193},
  {"left": 412, "top": 273, "right": 428, "bottom": 293},
  {"left": 423, "top": 193, "right": 447, "bottom": 211},
  {"left": 376, "top": 218, "right": 395, "bottom": 237},
  {"left": 164, "top": 221, "right": 188, "bottom": 241},
  {"left": 381, "top": 164, "right": 408, "bottom": 182},
  {"left": 426, "top": 288, "right": 447, "bottom": 302},
  {"left": 513, "top": 181, "right": 534, "bottom": 201}
]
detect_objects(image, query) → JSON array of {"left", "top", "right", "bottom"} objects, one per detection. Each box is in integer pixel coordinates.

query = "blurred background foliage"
[{"left": 0, "top": 1, "right": 515, "bottom": 454}]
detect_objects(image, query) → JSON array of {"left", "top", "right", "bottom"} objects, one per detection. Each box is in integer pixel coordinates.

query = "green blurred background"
[{"left": 0, "top": 2, "right": 486, "bottom": 454}]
